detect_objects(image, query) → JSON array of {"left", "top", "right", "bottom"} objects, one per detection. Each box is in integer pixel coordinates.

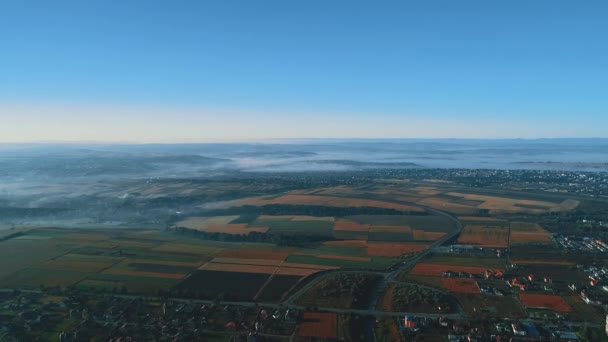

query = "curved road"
[{"left": 277, "top": 196, "right": 465, "bottom": 341}]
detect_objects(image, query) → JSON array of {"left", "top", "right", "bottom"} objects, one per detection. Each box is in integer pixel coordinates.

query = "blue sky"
[{"left": 1, "top": 1, "right": 607, "bottom": 142}]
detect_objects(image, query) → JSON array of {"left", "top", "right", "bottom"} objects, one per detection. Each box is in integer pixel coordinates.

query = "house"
[{"left": 511, "top": 323, "right": 526, "bottom": 336}]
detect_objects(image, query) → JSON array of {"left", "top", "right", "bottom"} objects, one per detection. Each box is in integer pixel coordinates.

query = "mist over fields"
[
  {"left": 1, "top": 139, "right": 606, "bottom": 180},
  {"left": 0, "top": 139, "right": 605, "bottom": 229}
]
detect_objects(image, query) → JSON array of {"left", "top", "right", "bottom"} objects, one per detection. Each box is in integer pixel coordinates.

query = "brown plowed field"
[
  {"left": 324, "top": 240, "right": 368, "bottom": 247},
  {"left": 334, "top": 220, "right": 370, "bottom": 232},
  {"left": 457, "top": 225, "right": 509, "bottom": 248},
  {"left": 410, "top": 263, "right": 499, "bottom": 277},
  {"left": 442, "top": 278, "right": 479, "bottom": 294},
  {"left": 519, "top": 294, "right": 572, "bottom": 313},
  {"left": 204, "top": 225, "right": 269, "bottom": 234},
  {"left": 413, "top": 230, "right": 447, "bottom": 241},
  {"left": 239, "top": 194, "right": 424, "bottom": 212},
  {"left": 298, "top": 312, "right": 338, "bottom": 339}
]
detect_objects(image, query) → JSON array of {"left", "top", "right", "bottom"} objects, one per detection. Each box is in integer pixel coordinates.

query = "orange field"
[
  {"left": 204, "top": 224, "right": 269, "bottom": 235},
  {"left": 415, "top": 198, "right": 479, "bottom": 215},
  {"left": 298, "top": 312, "right": 338, "bottom": 339},
  {"left": 410, "top": 263, "right": 499, "bottom": 277},
  {"left": 334, "top": 220, "right": 370, "bottom": 232},
  {"left": 369, "top": 225, "right": 412, "bottom": 233},
  {"left": 279, "top": 262, "right": 337, "bottom": 270},
  {"left": 366, "top": 243, "right": 430, "bottom": 257},
  {"left": 381, "top": 285, "right": 395, "bottom": 311},
  {"left": 198, "top": 260, "right": 334, "bottom": 277},
  {"left": 219, "top": 248, "right": 292, "bottom": 260},
  {"left": 210, "top": 257, "right": 284, "bottom": 266},
  {"left": 459, "top": 216, "right": 507, "bottom": 222},
  {"left": 324, "top": 240, "right": 368, "bottom": 248},
  {"left": 445, "top": 192, "right": 578, "bottom": 214},
  {"left": 510, "top": 222, "right": 552, "bottom": 245},
  {"left": 258, "top": 215, "right": 334, "bottom": 222},
  {"left": 413, "top": 187, "right": 443, "bottom": 196},
  {"left": 457, "top": 225, "right": 509, "bottom": 248},
  {"left": 240, "top": 194, "right": 424, "bottom": 212},
  {"left": 413, "top": 230, "right": 447, "bottom": 241},
  {"left": 442, "top": 278, "right": 480, "bottom": 294},
  {"left": 519, "top": 294, "right": 572, "bottom": 313},
  {"left": 510, "top": 232, "right": 552, "bottom": 244},
  {"left": 510, "top": 222, "right": 547, "bottom": 232}
]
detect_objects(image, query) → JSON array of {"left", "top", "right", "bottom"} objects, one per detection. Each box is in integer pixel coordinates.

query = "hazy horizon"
[{"left": 2, "top": 1, "right": 607, "bottom": 141}]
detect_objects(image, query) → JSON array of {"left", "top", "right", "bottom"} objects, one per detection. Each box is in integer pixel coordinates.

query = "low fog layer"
[{"left": 0, "top": 139, "right": 605, "bottom": 230}]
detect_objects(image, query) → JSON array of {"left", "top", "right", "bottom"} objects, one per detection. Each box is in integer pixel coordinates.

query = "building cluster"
[
  {"left": 0, "top": 290, "right": 298, "bottom": 341},
  {"left": 553, "top": 234, "right": 608, "bottom": 253}
]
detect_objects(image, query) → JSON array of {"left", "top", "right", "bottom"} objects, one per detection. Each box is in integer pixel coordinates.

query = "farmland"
[
  {"left": 509, "top": 222, "right": 552, "bottom": 245},
  {"left": 297, "top": 312, "right": 338, "bottom": 340},
  {"left": 230, "top": 194, "right": 425, "bottom": 212},
  {"left": 0, "top": 177, "right": 597, "bottom": 340},
  {"left": 457, "top": 225, "right": 510, "bottom": 248},
  {"left": 442, "top": 278, "right": 480, "bottom": 294},
  {"left": 519, "top": 294, "right": 572, "bottom": 313}
]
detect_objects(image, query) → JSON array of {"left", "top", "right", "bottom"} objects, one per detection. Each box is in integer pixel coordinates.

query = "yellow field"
[
  {"left": 446, "top": 192, "right": 579, "bottom": 214},
  {"left": 232, "top": 194, "right": 424, "bottom": 212},
  {"left": 457, "top": 225, "right": 510, "bottom": 248},
  {"left": 174, "top": 216, "right": 239, "bottom": 230}
]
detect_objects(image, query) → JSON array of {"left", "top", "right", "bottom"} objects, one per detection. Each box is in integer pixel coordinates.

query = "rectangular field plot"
[
  {"left": 42, "top": 254, "right": 120, "bottom": 273},
  {"left": 519, "top": 294, "right": 572, "bottom": 313},
  {"left": 127, "top": 262, "right": 198, "bottom": 274},
  {"left": 218, "top": 248, "right": 293, "bottom": 260},
  {"left": 298, "top": 312, "right": 338, "bottom": 340},
  {"left": 345, "top": 215, "right": 455, "bottom": 233},
  {"left": 0, "top": 239, "right": 78, "bottom": 279},
  {"left": 367, "top": 230, "right": 413, "bottom": 242},
  {"left": 175, "top": 270, "right": 270, "bottom": 301},
  {"left": 174, "top": 216, "right": 239, "bottom": 230},
  {"left": 251, "top": 218, "right": 333, "bottom": 236},
  {"left": 458, "top": 217, "right": 509, "bottom": 227},
  {"left": 421, "top": 255, "right": 505, "bottom": 269},
  {"left": 442, "top": 278, "right": 480, "bottom": 294},
  {"left": 457, "top": 225, "right": 509, "bottom": 248},
  {"left": 84, "top": 273, "right": 179, "bottom": 294},
  {"left": 366, "top": 243, "right": 430, "bottom": 257},
  {"left": 410, "top": 263, "right": 501, "bottom": 277},
  {"left": 285, "top": 255, "right": 389, "bottom": 270},
  {"left": 2, "top": 268, "right": 91, "bottom": 288},
  {"left": 509, "top": 222, "right": 552, "bottom": 245},
  {"left": 238, "top": 194, "right": 425, "bottom": 212},
  {"left": 256, "top": 275, "right": 302, "bottom": 302}
]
